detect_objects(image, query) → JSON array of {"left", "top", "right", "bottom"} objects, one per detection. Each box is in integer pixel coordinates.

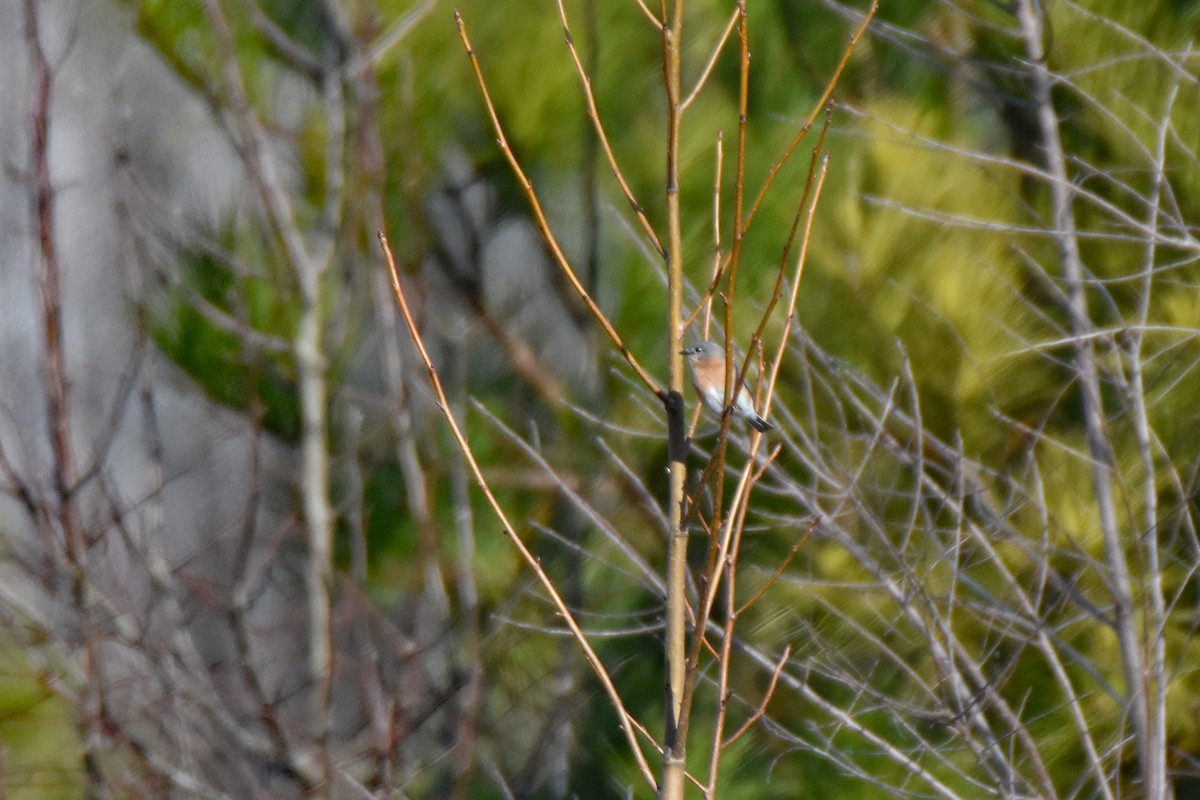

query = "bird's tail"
[{"left": 749, "top": 415, "right": 773, "bottom": 433}]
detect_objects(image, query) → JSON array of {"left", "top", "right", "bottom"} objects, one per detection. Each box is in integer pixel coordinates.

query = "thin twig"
[
  {"left": 681, "top": 6, "right": 740, "bottom": 111},
  {"left": 737, "top": 516, "right": 816, "bottom": 616},
  {"left": 556, "top": 0, "right": 664, "bottom": 257},
  {"left": 379, "top": 231, "right": 658, "bottom": 792},
  {"left": 455, "top": 12, "right": 662, "bottom": 399},
  {"left": 722, "top": 644, "right": 791, "bottom": 749},
  {"left": 740, "top": 0, "right": 876, "bottom": 236}
]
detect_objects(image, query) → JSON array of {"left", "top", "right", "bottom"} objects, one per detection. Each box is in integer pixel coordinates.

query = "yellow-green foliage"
[{"left": 0, "top": 645, "right": 82, "bottom": 799}]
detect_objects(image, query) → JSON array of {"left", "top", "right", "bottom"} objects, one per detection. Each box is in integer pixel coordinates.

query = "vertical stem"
[
  {"left": 449, "top": 336, "right": 482, "bottom": 800},
  {"left": 704, "top": 0, "right": 750, "bottom": 632},
  {"left": 1014, "top": 1, "right": 1155, "bottom": 795},
  {"left": 301, "top": 63, "right": 343, "bottom": 800},
  {"left": 297, "top": 247, "right": 333, "bottom": 750},
  {"left": 201, "top": 1, "right": 340, "bottom": 790},
  {"left": 705, "top": 495, "right": 749, "bottom": 796},
  {"left": 661, "top": 0, "right": 688, "bottom": 797},
  {"left": 723, "top": 0, "right": 751, "bottom": 386},
  {"left": 24, "top": 1, "right": 103, "bottom": 792},
  {"left": 1126, "top": 79, "right": 1178, "bottom": 800},
  {"left": 25, "top": 0, "right": 81, "bottom": 569},
  {"left": 580, "top": 0, "right": 601, "bottom": 294}
]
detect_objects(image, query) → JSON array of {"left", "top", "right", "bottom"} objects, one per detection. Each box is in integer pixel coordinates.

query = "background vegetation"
[{"left": 2, "top": 0, "right": 1199, "bottom": 797}]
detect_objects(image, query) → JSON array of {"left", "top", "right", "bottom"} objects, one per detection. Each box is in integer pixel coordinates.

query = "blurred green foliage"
[
  {"left": 0, "top": 644, "right": 82, "bottom": 800},
  {"left": 150, "top": 227, "right": 303, "bottom": 439}
]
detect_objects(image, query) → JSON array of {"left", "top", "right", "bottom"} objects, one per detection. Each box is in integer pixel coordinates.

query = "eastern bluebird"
[{"left": 681, "top": 341, "right": 773, "bottom": 433}]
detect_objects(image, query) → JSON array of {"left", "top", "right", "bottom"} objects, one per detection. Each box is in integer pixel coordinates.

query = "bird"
[{"left": 681, "top": 340, "right": 773, "bottom": 433}]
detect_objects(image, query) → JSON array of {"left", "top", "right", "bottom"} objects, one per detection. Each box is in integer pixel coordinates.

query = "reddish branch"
[{"left": 24, "top": 0, "right": 82, "bottom": 563}]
